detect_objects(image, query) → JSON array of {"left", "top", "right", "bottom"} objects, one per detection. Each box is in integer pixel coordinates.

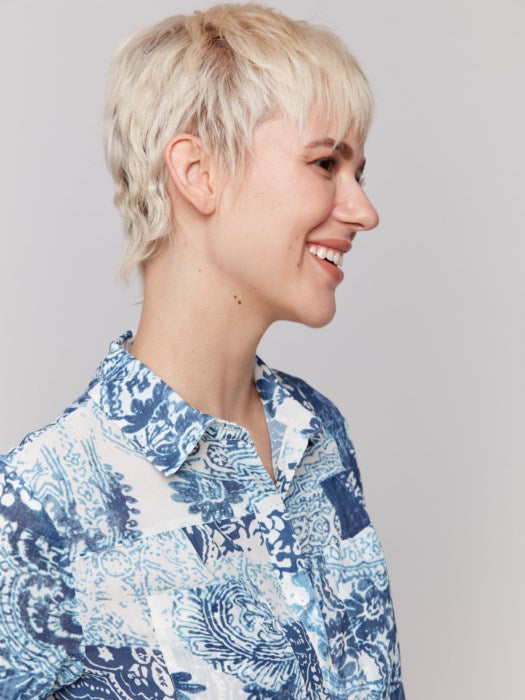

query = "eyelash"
[{"left": 314, "top": 156, "right": 366, "bottom": 186}]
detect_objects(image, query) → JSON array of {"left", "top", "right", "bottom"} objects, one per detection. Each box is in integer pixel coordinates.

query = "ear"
[{"left": 163, "top": 134, "right": 216, "bottom": 215}]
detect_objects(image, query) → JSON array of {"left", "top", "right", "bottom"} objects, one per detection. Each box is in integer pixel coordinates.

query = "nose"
[{"left": 333, "top": 179, "right": 380, "bottom": 233}]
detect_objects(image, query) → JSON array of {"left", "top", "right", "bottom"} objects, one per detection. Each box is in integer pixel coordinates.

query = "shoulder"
[
  {"left": 1, "top": 382, "right": 104, "bottom": 516},
  {"left": 271, "top": 365, "right": 365, "bottom": 499},
  {"left": 271, "top": 366, "right": 350, "bottom": 441},
  {"left": 2, "top": 374, "right": 145, "bottom": 555},
  {"left": 3, "top": 385, "right": 95, "bottom": 468}
]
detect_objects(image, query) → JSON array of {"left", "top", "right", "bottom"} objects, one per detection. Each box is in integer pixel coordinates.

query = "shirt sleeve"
[
  {"left": 326, "top": 403, "right": 367, "bottom": 506},
  {"left": 319, "top": 407, "right": 372, "bottom": 539},
  {"left": 0, "top": 458, "right": 84, "bottom": 699}
]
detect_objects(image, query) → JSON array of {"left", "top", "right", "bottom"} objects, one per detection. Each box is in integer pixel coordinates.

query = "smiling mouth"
[
  {"left": 306, "top": 245, "right": 345, "bottom": 281},
  {"left": 306, "top": 244, "right": 345, "bottom": 268}
]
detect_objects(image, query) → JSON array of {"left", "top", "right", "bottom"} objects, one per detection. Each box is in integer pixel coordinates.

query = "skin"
[{"left": 129, "top": 108, "right": 379, "bottom": 478}]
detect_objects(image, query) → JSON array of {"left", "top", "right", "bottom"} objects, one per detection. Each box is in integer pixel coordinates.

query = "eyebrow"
[{"left": 305, "top": 138, "right": 366, "bottom": 174}]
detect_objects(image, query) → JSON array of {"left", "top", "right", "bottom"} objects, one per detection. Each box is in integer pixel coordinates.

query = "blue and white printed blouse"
[{"left": 0, "top": 330, "right": 404, "bottom": 699}]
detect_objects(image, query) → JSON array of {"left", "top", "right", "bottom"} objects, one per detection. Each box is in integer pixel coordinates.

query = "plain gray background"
[{"left": 1, "top": 0, "right": 524, "bottom": 697}]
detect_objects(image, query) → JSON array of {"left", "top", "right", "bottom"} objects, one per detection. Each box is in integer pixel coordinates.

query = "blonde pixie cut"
[{"left": 103, "top": 2, "right": 375, "bottom": 288}]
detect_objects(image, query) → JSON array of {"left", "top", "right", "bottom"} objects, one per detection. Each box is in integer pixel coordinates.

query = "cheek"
[
  {"left": 256, "top": 184, "right": 333, "bottom": 238},
  {"left": 222, "top": 169, "right": 334, "bottom": 266},
  {"left": 283, "top": 173, "right": 335, "bottom": 226}
]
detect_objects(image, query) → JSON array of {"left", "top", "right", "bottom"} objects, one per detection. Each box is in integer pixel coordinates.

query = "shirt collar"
[{"left": 88, "top": 330, "right": 323, "bottom": 478}]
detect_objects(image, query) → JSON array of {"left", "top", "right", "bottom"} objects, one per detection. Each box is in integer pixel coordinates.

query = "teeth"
[{"left": 307, "top": 245, "right": 343, "bottom": 267}]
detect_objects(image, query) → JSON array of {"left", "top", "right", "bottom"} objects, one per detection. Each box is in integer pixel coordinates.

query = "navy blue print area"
[{"left": 321, "top": 472, "right": 371, "bottom": 539}]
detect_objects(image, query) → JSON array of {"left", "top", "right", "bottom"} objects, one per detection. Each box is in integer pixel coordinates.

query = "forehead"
[
  {"left": 304, "top": 107, "right": 364, "bottom": 153},
  {"left": 252, "top": 112, "right": 364, "bottom": 162}
]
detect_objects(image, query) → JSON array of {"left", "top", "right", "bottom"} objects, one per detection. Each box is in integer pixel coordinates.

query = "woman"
[{"left": 0, "top": 3, "right": 405, "bottom": 698}]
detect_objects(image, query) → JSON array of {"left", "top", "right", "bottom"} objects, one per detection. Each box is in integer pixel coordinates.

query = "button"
[{"left": 293, "top": 587, "right": 310, "bottom": 606}]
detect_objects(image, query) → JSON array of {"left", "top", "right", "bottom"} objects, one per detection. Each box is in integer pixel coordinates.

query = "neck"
[{"left": 128, "top": 256, "right": 271, "bottom": 425}]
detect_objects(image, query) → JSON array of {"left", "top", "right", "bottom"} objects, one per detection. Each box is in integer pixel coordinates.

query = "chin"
[
  {"left": 302, "top": 307, "right": 337, "bottom": 328},
  {"left": 282, "top": 297, "right": 337, "bottom": 328}
]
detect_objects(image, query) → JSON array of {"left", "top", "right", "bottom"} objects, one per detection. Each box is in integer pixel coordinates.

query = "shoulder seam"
[{"left": 8, "top": 381, "right": 98, "bottom": 457}]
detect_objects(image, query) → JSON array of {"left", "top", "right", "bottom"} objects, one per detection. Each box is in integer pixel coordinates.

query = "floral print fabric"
[{"left": 0, "top": 330, "right": 404, "bottom": 699}]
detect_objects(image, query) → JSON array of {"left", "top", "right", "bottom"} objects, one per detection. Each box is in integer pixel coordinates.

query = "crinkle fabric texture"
[{"left": 0, "top": 330, "right": 404, "bottom": 699}]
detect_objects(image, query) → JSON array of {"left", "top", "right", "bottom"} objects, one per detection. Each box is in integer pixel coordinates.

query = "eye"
[{"left": 313, "top": 155, "right": 340, "bottom": 173}]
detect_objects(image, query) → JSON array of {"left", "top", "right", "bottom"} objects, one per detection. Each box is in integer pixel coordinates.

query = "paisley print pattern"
[
  {"left": 0, "top": 462, "right": 84, "bottom": 699},
  {"left": 0, "top": 329, "right": 404, "bottom": 699},
  {"left": 169, "top": 579, "right": 300, "bottom": 686},
  {"left": 169, "top": 469, "right": 246, "bottom": 521},
  {"left": 56, "top": 646, "right": 205, "bottom": 699}
]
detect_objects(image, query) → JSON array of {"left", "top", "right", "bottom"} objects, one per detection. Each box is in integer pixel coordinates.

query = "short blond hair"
[{"left": 103, "top": 2, "right": 375, "bottom": 288}]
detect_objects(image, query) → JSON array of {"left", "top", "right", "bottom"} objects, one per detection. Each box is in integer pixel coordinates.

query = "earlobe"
[{"left": 164, "top": 134, "right": 216, "bottom": 215}]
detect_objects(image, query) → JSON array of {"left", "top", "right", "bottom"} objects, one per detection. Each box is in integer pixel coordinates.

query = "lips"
[{"left": 306, "top": 238, "right": 352, "bottom": 253}]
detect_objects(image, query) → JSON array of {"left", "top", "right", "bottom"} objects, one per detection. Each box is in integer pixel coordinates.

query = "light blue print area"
[
  {"left": 71, "top": 528, "right": 211, "bottom": 648},
  {"left": 6, "top": 403, "right": 142, "bottom": 559}
]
